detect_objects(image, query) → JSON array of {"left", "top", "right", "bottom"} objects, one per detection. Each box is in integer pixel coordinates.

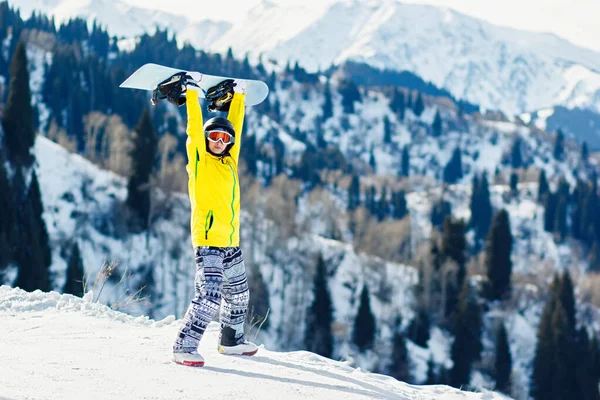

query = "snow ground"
[{"left": 0, "top": 286, "right": 512, "bottom": 400}]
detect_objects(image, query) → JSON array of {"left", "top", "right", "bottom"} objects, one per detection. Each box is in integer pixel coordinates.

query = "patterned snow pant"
[{"left": 173, "top": 246, "right": 250, "bottom": 353}]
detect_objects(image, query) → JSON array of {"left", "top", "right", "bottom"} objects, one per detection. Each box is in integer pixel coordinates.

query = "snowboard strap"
[
  {"left": 151, "top": 72, "right": 188, "bottom": 107},
  {"left": 205, "top": 79, "right": 236, "bottom": 112}
]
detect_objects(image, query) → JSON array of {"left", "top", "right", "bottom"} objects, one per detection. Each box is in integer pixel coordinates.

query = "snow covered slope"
[
  {"left": 0, "top": 285, "right": 511, "bottom": 400},
  {"left": 15, "top": 0, "right": 600, "bottom": 115}
]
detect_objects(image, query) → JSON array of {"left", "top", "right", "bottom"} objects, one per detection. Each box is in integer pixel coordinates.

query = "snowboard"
[{"left": 119, "top": 63, "right": 269, "bottom": 107}]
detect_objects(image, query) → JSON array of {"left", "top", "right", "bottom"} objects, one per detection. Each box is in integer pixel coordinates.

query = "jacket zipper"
[{"left": 205, "top": 210, "right": 214, "bottom": 240}]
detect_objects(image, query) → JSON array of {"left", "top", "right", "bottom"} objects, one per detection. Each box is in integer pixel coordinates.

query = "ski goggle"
[{"left": 205, "top": 130, "right": 235, "bottom": 145}]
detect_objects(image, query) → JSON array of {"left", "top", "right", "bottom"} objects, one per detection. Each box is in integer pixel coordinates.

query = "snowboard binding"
[
  {"left": 151, "top": 72, "right": 188, "bottom": 107},
  {"left": 205, "top": 79, "right": 236, "bottom": 112}
]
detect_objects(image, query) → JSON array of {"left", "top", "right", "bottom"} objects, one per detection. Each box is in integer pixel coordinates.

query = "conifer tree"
[
  {"left": 408, "top": 307, "right": 430, "bottom": 347},
  {"left": 470, "top": 173, "right": 493, "bottom": 247},
  {"left": 0, "top": 154, "right": 17, "bottom": 273},
  {"left": 126, "top": 109, "right": 158, "bottom": 231},
  {"left": 63, "top": 242, "right": 85, "bottom": 297},
  {"left": 390, "top": 88, "right": 406, "bottom": 120},
  {"left": 348, "top": 174, "right": 361, "bottom": 211},
  {"left": 305, "top": 254, "right": 334, "bottom": 358},
  {"left": 392, "top": 190, "right": 408, "bottom": 220},
  {"left": 511, "top": 138, "right": 523, "bottom": 169},
  {"left": 2, "top": 41, "right": 36, "bottom": 167},
  {"left": 485, "top": 209, "right": 513, "bottom": 300},
  {"left": 388, "top": 316, "right": 411, "bottom": 382},
  {"left": 554, "top": 196, "right": 568, "bottom": 241},
  {"left": 556, "top": 270, "right": 576, "bottom": 331},
  {"left": 582, "top": 141, "right": 589, "bottom": 164},
  {"left": 353, "top": 285, "right": 376, "bottom": 352},
  {"left": 531, "top": 273, "right": 586, "bottom": 400},
  {"left": 432, "top": 110, "right": 442, "bottom": 137},
  {"left": 322, "top": 80, "right": 333, "bottom": 121},
  {"left": 449, "top": 282, "right": 482, "bottom": 389},
  {"left": 425, "top": 357, "right": 437, "bottom": 384},
  {"left": 377, "top": 186, "right": 389, "bottom": 221},
  {"left": 369, "top": 146, "right": 376, "bottom": 172},
  {"left": 242, "top": 134, "right": 258, "bottom": 177},
  {"left": 401, "top": 145, "right": 410, "bottom": 177},
  {"left": 247, "top": 262, "right": 270, "bottom": 329},
  {"left": 431, "top": 197, "right": 452, "bottom": 230},
  {"left": 14, "top": 171, "right": 52, "bottom": 292},
  {"left": 494, "top": 322, "right": 512, "bottom": 394},
  {"left": 509, "top": 172, "right": 518, "bottom": 195},
  {"left": 443, "top": 147, "right": 463, "bottom": 184},
  {"left": 544, "top": 192, "right": 557, "bottom": 233},
  {"left": 441, "top": 216, "right": 467, "bottom": 317},
  {"left": 553, "top": 129, "right": 565, "bottom": 160},
  {"left": 383, "top": 115, "right": 392, "bottom": 144},
  {"left": 413, "top": 92, "right": 425, "bottom": 116},
  {"left": 339, "top": 79, "right": 361, "bottom": 114}
]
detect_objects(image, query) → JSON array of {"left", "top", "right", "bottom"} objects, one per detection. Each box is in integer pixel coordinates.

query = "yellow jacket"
[{"left": 185, "top": 89, "right": 245, "bottom": 248}]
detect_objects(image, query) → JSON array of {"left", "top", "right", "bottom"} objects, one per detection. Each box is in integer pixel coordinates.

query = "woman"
[{"left": 172, "top": 76, "right": 257, "bottom": 367}]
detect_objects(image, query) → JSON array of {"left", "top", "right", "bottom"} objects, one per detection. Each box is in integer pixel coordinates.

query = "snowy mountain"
[
  {"left": 13, "top": 0, "right": 229, "bottom": 44},
  {"left": 0, "top": 286, "right": 512, "bottom": 400},
  {"left": 8, "top": 30, "right": 598, "bottom": 397},
  {"left": 15, "top": 0, "right": 600, "bottom": 115}
]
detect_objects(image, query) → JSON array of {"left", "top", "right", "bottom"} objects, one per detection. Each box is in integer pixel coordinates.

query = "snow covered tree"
[
  {"left": 494, "top": 322, "right": 512, "bottom": 394},
  {"left": 2, "top": 41, "right": 36, "bottom": 167},
  {"left": 353, "top": 285, "right": 376, "bottom": 352},
  {"left": 485, "top": 209, "right": 513, "bottom": 300},
  {"left": 126, "top": 109, "right": 158, "bottom": 232},
  {"left": 63, "top": 242, "right": 85, "bottom": 297},
  {"left": 449, "top": 282, "right": 482, "bottom": 389},
  {"left": 305, "top": 254, "right": 334, "bottom": 358}
]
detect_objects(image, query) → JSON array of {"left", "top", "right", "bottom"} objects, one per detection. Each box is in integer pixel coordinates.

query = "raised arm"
[
  {"left": 186, "top": 88, "right": 206, "bottom": 158},
  {"left": 227, "top": 91, "right": 245, "bottom": 164}
]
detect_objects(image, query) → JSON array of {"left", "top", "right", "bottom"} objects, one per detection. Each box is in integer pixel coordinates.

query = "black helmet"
[{"left": 203, "top": 117, "right": 236, "bottom": 155}]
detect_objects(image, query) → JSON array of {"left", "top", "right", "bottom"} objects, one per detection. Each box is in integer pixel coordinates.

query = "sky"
[{"left": 123, "top": 0, "right": 600, "bottom": 52}]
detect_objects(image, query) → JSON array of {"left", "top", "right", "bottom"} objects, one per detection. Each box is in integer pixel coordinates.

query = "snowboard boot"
[
  {"left": 173, "top": 350, "right": 205, "bottom": 367},
  {"left": 218, "top": 326, "right": 258, "bottom": 356}
]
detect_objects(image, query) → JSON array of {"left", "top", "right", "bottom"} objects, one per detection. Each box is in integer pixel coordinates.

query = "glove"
[{"left": 233, "top": 79, "right": 247, "bottom": 94}]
